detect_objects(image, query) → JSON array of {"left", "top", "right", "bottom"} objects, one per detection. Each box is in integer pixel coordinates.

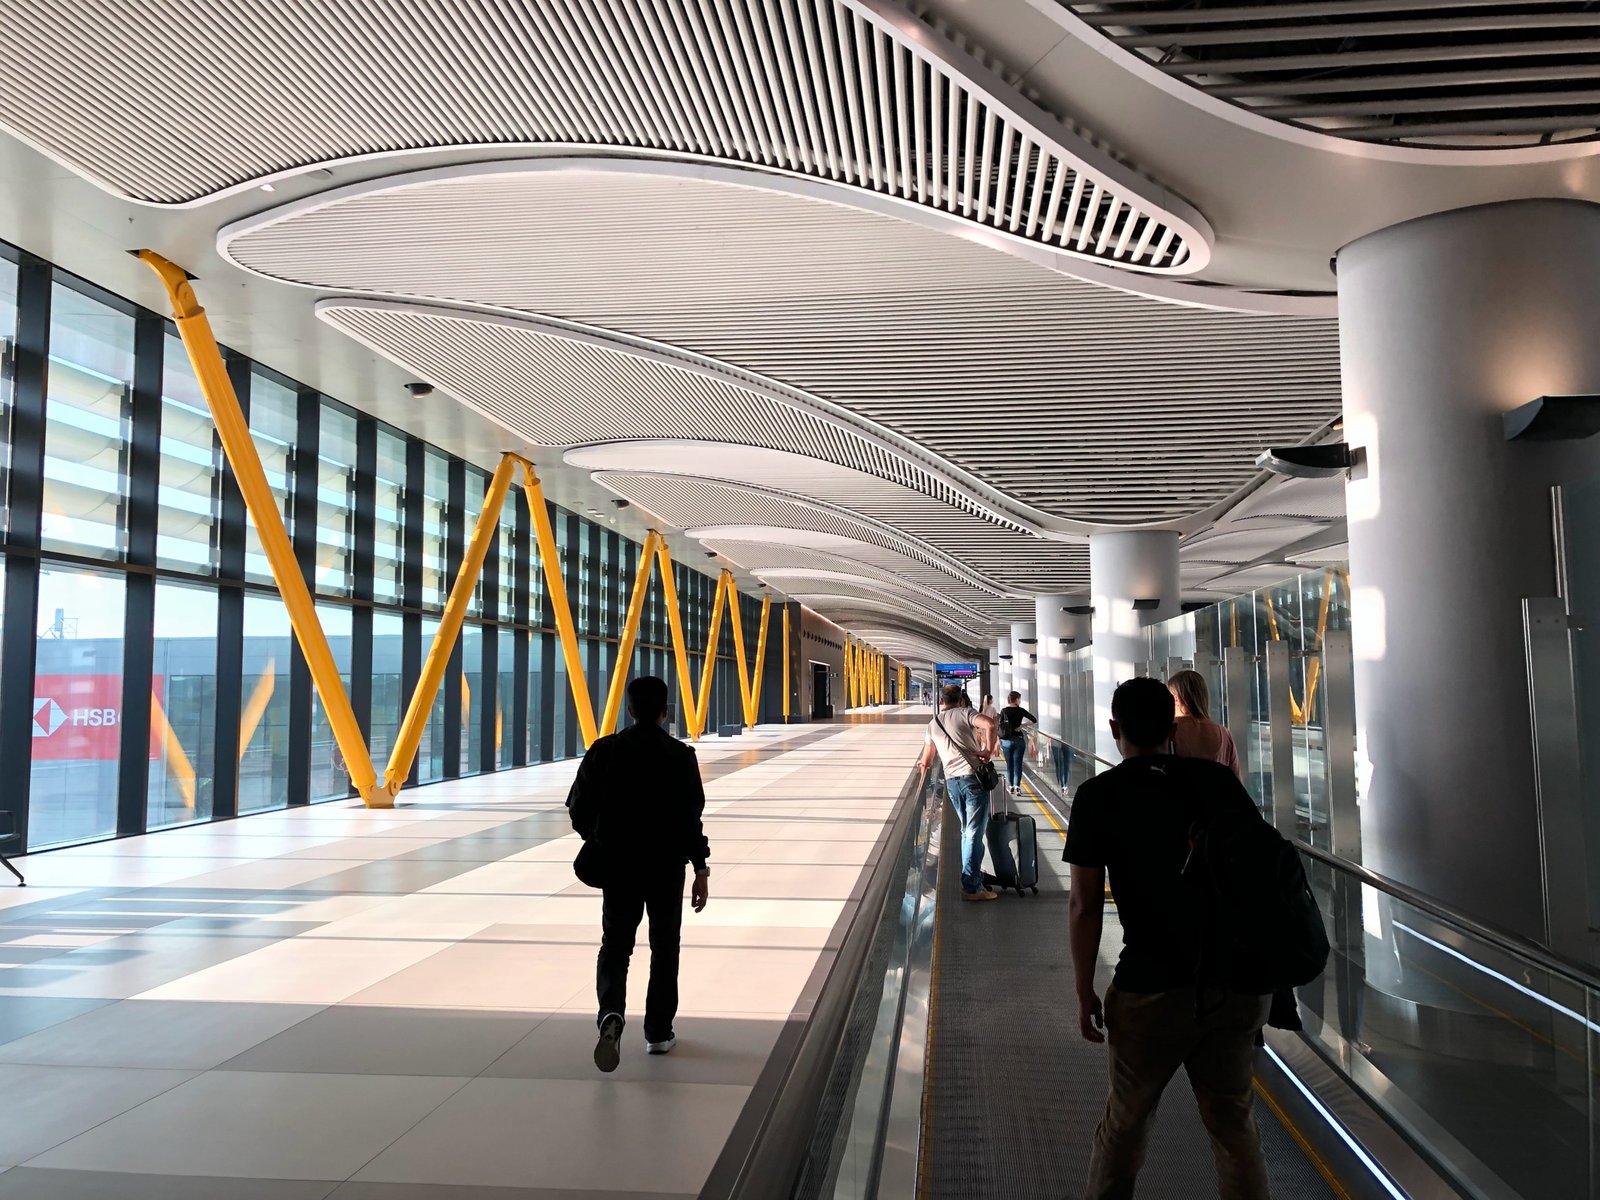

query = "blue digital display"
[{"left": 934, "top": 662, "right": 979, "bottom": 678}]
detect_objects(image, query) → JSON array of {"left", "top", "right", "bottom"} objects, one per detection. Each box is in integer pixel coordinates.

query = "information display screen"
[{"left": 934, "top": 662, "right": 979, "bottom": 679}]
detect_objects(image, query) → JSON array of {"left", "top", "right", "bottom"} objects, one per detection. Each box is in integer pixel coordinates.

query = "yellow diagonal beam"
[
  {"left": 782, "top": 602, "right": 791, "bottom": 722},
  {"left": 694, "top": 571, "right": 731, "bottom": 738},
  {"left": 136, "top": 251, "right": 385, "bottom": 807},
  {"left": 519, "top": 460, "right": 599, "bottom": 748},
  {"left": 726, "top": 584, "right": 771, "bottom": 728},
  {"left": 600, "top": 529, "right": 663, "bottom": 736},
  {"left": 656, "top": 541, "right": 702, "bottom": 737},
  {"left": 149, "top": 691, "right": 197, "bottom": 810},
  {"left": 382, "top": 455, "right": 517, "bottom": 792}
]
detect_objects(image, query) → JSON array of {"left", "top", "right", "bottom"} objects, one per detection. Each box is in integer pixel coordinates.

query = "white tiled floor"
[{"left": 0, "top": 718, "right": 927, "bottom": 1199}]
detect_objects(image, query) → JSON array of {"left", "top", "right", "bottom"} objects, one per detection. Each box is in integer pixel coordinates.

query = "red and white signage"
[{"left": 31, "top": 674, "right": 163, "bottom": 761}]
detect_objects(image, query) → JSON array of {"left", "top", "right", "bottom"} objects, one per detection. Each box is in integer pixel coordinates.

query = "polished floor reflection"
[{"left": 0, "top": 719, "right": 927, "bottom": 1199}]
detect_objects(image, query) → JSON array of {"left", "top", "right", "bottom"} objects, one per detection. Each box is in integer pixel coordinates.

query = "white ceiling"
[{"left": 1, "top": 0, "right": 1518, "bottom": 664}]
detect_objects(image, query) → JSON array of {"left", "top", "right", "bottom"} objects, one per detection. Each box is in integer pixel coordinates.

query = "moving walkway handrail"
[
  {"left": 698, "top": 757, "right": 936, "bottom": 1200},
  {"left": 1029, "top": 727, "right": 1116, "bottom": 770},
  {"left": 1293, "top": 837, "right": 1600, "bottom": 992},
  {"left": 1029, "top": 728, "right": 1597, "bottom": 988}
]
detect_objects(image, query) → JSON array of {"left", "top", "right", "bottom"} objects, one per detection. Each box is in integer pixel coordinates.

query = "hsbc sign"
[{"left": 30, "top": 675, "right": 161, "bottom": 761}]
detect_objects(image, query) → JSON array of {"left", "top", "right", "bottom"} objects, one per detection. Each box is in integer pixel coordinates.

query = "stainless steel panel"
[
  {"left": 1223, "top": 646, "right": 1252, "bottom": 790},
  {"left": 1266, "top": 640, "right": 1296, "bottom": 836},
  {"left": 1321, "top": 628, "right": 1361, "bottom": 863},
  {"left": 1523, "top": 596, "right": 1593, "bottom": 961},
  {"left": 1164, "top": 655, "right": 1185, "bottom": 681}
]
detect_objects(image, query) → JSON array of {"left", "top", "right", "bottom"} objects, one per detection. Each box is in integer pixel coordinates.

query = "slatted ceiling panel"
[
  {"left": 240, "top": 172, "right": 1335, "bottom": 525},
  {"left": 698, "top": 538, "right": 1003, "bottom": 613},
  {"left": 590, "top": 471, "right": 986, "bottom": 589},
  {"left": 1063, "top": 0, "right": 1600, "bottom": 149},
  {"left": 322, "top": 302, "right": 975, "bottom": 517},
  {"left": 587, "top": 469, "right": 1081, "bottom": 595},
  {"left": 0, "top": 0, "right": 1205, "bottom": 272}
]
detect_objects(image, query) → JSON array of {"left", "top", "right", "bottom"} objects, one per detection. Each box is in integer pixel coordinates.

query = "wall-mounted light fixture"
[
  {"left": 1063, "top": 604, "right": 1095, "bottom": 616},
  {"left": 1503, "top": 395, "right": 1600, "bottom": 441},
  {"left": 1131, "top": 598, "right": 1162, "bottom": 612},
  {"left": 1255, "top": 443, "right": 1353, "bottom": 479}
]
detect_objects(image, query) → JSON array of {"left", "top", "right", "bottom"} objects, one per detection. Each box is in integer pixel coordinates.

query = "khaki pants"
[{"left": 1085, "top": 985, "right": 1272, "bottom": 1200}]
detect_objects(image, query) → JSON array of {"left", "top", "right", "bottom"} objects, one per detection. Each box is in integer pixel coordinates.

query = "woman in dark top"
[{"left": 997, "top": 691, "right": 1037, "bottom": 794}]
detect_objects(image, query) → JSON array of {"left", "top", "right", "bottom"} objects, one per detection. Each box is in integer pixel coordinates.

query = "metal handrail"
[
  {"left": 699, "top": 758, "right": 936, "bottom": 1199},
  {"left": 1296, "top": 839, "right": 1600, "bottom": 994},
  {"left": 1030, "top": 726, "right": 1117, "bottom": 769},
  {"left": 1024, "top": 721, "right": 1598, "bottom": 991}
]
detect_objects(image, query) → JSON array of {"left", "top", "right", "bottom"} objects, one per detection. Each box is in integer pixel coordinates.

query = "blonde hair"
[{"left": 1168, "top": 670, "right": 1211, "bottom": 719}]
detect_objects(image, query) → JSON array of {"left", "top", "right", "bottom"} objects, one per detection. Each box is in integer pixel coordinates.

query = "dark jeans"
[
  {"left": 1000, "top": 736, "right": 1026, "bottom": 787},
  {"left": 1087, "top": 986, "right": 1272, "bottom": 1200},
  {"left": 597, "top": 866, "right": 686, "bottom": 1042}
]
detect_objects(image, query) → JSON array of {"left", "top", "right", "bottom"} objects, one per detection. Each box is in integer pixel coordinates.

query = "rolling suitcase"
[{"left": 991, "top": 812, "right": 1039, "bottom": 896}]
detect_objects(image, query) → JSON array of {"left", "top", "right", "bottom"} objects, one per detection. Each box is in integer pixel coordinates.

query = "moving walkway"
[{"left": 699, "top": 715, "right": 1598, "bottom": 1200}]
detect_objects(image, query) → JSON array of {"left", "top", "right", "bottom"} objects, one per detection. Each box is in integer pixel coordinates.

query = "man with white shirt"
[{"left": 917, "top": 683, "right": 1001, "bottom": 901}]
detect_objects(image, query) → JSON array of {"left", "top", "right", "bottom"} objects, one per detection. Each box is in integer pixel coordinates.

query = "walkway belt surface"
[{"left": 921, "top": 783, "right": 1337, "bottom": 1199}]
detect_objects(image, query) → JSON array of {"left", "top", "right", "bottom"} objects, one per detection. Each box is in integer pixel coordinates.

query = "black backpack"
[{"left": 1182, "top": 799, "right": 1330, "bottom": 996}]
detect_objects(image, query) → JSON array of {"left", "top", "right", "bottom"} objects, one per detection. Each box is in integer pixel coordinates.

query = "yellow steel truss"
[{"left": 139, "top": 251, "right": 773, "bottom": 806}]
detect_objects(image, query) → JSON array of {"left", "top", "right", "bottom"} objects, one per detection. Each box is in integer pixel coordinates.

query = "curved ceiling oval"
[
  {"left": 0, "top": 0, "right": 1209, "bottom": 273},
  {"left": 313, "top": 269, "right": 1339, "bottom": 532}
]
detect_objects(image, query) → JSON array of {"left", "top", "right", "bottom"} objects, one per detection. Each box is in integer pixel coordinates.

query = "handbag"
[
  {"left": 573, "top": 838, "right": 610, "bottom": 889},
  {"left": 934, "top": 712, "right": 1001, "bottom": 791}
]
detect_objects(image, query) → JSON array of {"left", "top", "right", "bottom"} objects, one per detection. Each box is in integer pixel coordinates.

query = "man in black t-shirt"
[{"left": 1063, "top": 677, "right": 1271, "bottom": 1200}]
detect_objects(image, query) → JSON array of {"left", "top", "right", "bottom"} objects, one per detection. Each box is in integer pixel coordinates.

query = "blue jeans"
[
  {"left": 945, "top": 774, "right": 992, "bottom": 894},
  {"left": 1001, "top": 737, "right": 1027, "bottom": 788}
]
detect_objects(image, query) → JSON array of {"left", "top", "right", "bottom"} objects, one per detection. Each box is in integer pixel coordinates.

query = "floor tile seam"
[
  {"left": 324, "top": 1071, "right": 480, "bottom": 1187},
  {"left": 11, "top": 1064, "right": 202, "bottom": 1170}
]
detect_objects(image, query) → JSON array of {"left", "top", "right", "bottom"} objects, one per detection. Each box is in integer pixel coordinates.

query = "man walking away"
[
  {"left": 1065, "top": 677, "right": 1272, "bottom": 1200},
  {"left": 917, "top": 682, "right": 1001, "bottom": 902},
  {"left": 568, "top": 676, "right": 711, "bottom": 1073}
]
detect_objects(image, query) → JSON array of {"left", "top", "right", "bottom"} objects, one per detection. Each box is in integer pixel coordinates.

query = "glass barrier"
[
  {"left": 1297, "top": 842, "right": 1599, "bottom": 1200},
  {"left": 793, "top": 765, "right": 942, "bottom": 1200},
  {"left": 1032, "top": 564, "right": 1360, "bottom": 862}
]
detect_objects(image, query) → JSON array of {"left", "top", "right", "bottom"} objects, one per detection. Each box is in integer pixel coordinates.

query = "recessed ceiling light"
[{"left": 259, "top": 183, "right": 275, "bottom": 192}]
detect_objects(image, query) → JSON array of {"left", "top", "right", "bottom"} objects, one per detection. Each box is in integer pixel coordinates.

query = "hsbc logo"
[
  {"left": 32, "top": 696, "right": 118, "bottom": 738},
  {"left": 32, "top": 698, "right": 65, "bottom": 738}
]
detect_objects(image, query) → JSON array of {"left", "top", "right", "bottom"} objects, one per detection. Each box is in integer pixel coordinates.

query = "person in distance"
[
  {"left": 996, "top": 690, "right": 1037, "bottom": 795},
  {"left": 1065, "top": 677, "right": 1272, "bottom": 1200},
  {"left": 918, "top": 682, "right": 1002, "bottom": 902},
  {"left": 567, "top": 675, "right": 710, "bottom": 1073},
  {"left": 1168, "top": 669, "right": 1242, "bottom": 779}
]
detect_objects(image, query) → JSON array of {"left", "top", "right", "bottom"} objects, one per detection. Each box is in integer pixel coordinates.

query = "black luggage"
[{"left": 990, "top": 812, "right": 1039, "bottom": 896}]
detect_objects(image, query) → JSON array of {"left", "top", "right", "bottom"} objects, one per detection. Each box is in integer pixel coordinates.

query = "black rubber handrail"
[{"left": 1294, "top": 838, "right": 1600, "bottom": 994}]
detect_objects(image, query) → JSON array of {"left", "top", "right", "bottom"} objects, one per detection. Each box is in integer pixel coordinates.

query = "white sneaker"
[{"left": 646, "top": 1035, "right": 677, "bottom": 1055}]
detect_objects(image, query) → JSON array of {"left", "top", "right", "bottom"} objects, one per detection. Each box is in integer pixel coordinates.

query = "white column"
[
  {"left": 991, "top": 636, "right": 1011, "bottom": 704},
  {"left": 1036, "top": 594, "right": 1092, "bottom": 743},
  {"left": 1009, "top": 621, "right": 1036, "bottom": 708},
  {"left": 1340, "top": 198, "right": 1600, "bottom": 941},
  {"left": 1090, "top": 532, "right": 1180, "bottom": 761}
]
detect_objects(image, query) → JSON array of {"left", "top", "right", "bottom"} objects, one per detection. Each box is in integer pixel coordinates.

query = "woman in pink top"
[{"left": 1167, "top": 670, "right": 1242, "bottom": 779}]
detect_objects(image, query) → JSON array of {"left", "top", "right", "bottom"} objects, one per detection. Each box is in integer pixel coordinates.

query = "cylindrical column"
[
  {"left": 1340, "top": 199, "right": 1600, "bottom": 940},
  {"left": 991, "top": 636, "right": 1011, "bottom": 705},
  {"left": 1090, "top": 531, "right": 1180, "bottom": 761},
  {"left": 1009, "top": 621, "right": 1037, "bottom": 709}
]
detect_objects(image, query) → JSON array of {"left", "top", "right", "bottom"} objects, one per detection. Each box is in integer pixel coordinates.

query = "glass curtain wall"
[{"left": 0, "top": 240, "right": 763, "bottom": 852}]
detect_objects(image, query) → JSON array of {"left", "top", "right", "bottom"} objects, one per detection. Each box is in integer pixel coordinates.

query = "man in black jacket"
[{"left": 567, "top": 675, "right": 711, "bottom": 1073}]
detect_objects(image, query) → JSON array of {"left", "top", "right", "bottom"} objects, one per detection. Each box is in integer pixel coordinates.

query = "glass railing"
[
  {"left": 792, "top": 761, "right": 942, "bottom": 1199},
  {"left": 1295, "top": 840, "right": 1600, "bottom": 1200}
]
